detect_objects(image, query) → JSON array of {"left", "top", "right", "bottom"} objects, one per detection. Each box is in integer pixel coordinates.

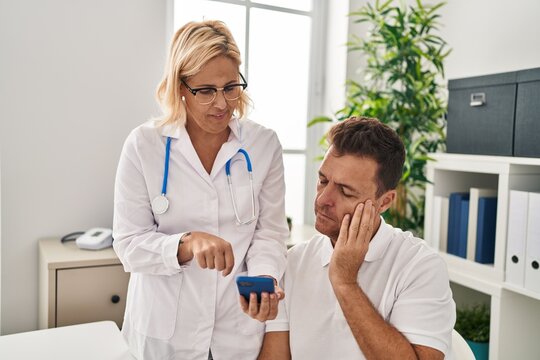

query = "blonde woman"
[{"left": 113, "top": 20, "right": 287, "bottom": 359}]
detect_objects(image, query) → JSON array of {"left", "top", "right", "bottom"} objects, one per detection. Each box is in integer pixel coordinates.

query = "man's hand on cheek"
[{"left": 329, "top": 200, "right": 376, "bottom": 287}]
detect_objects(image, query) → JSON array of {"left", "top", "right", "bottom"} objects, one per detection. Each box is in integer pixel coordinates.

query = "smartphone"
[{"left": 236, "top": 276, "right": 275, "bottom": 303}]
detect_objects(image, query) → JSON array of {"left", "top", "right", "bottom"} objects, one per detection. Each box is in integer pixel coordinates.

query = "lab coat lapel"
[
  {"left": 211, "top": 140, "right": 242, "bottom": 180},
  {"left": 176, "top": 125, "right": 214, "bottom": 187},
  {"left": 210, "top": 120, "right": 242, "bottom": 180}
]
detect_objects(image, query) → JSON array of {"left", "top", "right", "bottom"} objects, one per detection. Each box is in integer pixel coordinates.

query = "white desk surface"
[
  {"left": 287, "top": 224, "right": 318, "bottom": 248},
  {"left": 0, "top": 321, "right": 134, "bottom": 360}
]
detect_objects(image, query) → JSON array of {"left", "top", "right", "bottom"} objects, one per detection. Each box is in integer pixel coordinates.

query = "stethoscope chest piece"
[{"left": 152, "top": 194, "right": 169, "bottom": 215}]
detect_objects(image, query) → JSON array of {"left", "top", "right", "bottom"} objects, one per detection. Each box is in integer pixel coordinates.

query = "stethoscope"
[{"left": 151, "top": 129, "right": 256, "bottom": 225}]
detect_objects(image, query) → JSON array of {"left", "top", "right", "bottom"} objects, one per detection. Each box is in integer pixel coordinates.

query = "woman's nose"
[{"left": 212, "top": 90, "right": 227, "bottom": 109}]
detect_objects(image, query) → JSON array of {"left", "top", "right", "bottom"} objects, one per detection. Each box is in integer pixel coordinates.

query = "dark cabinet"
[{"left": 447, "top": 68, "right": 540, "bottom": 158}]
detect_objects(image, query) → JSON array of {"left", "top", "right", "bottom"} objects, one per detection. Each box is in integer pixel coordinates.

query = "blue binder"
[
  {"left": 447, "top": 192, "right": 470, "bottom": 258},
  {"left": 475, "top": 197, "right": 498, "bottom": 264}
]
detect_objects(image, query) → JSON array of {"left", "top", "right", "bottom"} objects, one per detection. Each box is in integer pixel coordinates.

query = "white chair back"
[{"left": 449, "top": 329, "right": 476, "bottom": 359}]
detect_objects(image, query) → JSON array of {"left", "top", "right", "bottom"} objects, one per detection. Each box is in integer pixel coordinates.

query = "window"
[{"left": 173, "top": 0, "right": 327, "bottom": 225}]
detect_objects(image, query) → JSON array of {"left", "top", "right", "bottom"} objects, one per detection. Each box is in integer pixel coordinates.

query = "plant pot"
[{"left": 466, "top": 339, "right": 489, "bottom": 360}]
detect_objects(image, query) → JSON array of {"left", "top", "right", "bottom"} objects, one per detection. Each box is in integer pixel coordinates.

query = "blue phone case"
[{"left": 236, "top": 276, "right": 275, "bottom": 302}]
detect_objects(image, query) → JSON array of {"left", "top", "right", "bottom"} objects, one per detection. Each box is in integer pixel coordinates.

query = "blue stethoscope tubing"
[
  {"left": 151, "top": 136, "right": 256, "bottom": 225},
  {"left": 151, "top": 137, "right": 172, "bottom": 215},
  {"left": 225, "top": 149, "right": 256, "bottom": 225}
]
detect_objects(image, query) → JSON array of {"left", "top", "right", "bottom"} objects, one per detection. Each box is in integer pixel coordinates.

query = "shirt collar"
[
  {"left": 157, "top": 116, "right": 242, "bottom": 141},
  {"left": 228, "top": 116, "right": 241, "bottom": 141},
  {"left": 319, "top": 216, "right": 393, "bottom": 267},
  {"left": 158, "top": 122, "right": 181, "bottom": 139}
]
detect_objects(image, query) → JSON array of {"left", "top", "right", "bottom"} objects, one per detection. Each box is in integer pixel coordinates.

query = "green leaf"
[
  {"left": 307, "top": 116, "right": 333, "bottom": 127},
  {"left": 455, "top": 304, "right": 490, "bottom": 342},
  {"left": 309, "top": 0, "right": 450, "bottom": 235}
]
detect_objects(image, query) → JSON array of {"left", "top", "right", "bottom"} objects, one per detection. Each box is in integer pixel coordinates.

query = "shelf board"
[
  {"left": 440, "top": 252, "right": 503, "bottom": 296},
  {"left": 429, "top": 152, "right": 540, "bottom": 167},
  {"left": 503, "top": 283, "right": 540, "bottom": 302}
]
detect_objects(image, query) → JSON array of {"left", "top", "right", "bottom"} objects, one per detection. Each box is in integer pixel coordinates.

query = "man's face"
[{"left": 314, "top": 147, "right": 390, "bottom": 241}]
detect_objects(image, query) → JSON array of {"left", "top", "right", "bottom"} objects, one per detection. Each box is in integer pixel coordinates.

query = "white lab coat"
[{"left": 113, "top": 118, "right": 288, "bottom": 360}]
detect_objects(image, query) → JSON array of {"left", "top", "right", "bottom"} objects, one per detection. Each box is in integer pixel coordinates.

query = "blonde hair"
[{"left": 156, "top": 20, "right": 249, "bottom": 127}]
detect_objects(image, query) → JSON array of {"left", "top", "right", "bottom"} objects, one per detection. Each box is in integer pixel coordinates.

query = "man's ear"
[{"left": 377, "top": 190, "right": 396, "bottom": 214}]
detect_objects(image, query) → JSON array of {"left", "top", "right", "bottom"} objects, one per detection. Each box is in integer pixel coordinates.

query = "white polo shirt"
[{"left": 266, "top": 218, "right": 455, "bottom": 359}]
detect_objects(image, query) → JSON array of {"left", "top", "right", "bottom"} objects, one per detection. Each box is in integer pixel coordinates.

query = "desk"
[
  {"left": 0, "top": 321, "right": 134, "bottom": 360},
  {"left": 39, "top": 238, "right": 129, "bottom": 329}
]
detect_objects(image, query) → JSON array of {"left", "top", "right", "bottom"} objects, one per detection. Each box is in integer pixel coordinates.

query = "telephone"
[{"left": 75, "top": 227, "right": 113, "bottom": 250}]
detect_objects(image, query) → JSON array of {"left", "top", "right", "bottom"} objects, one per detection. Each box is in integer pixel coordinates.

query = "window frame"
[{"left": 168, "top": 0, "right": 331, "bottom": 225}]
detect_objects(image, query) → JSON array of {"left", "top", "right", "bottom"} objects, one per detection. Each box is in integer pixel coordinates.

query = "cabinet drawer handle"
[
  {"left": 470, "top": 92, "right": 486, "bottom": 107},
  {"left": 111, "top": 295, "right": 121, "bottom": 304}
]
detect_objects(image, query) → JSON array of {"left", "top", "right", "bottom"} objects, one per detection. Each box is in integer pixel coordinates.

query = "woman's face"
[{"left": 181, "top": 55, "right": 241, "bottom": 136}]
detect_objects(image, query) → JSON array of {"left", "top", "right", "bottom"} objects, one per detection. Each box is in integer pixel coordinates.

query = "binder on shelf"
[
  {"left": 475, "top": 197, "right": 498, "bottom": 264},
  {"left": 432, "top": 196, "right": 450, "bottom": 252},
  {"left": 447, "top": 192, "right": 470, "bottom": 258},
  {"left": 440, "top": 197, "right": 449, "bottom": 253},
  {"left": 525, "top": 192, "right": 540, "bottom": 293},
  {"left": 467, "top": 188, "right": 497, "bottom": 261},
  {"left": 458, "top": 198, "right": 470, "bottom": 258},
  {"left": 431, "top": 196, "right": 443, "bottom": 250},
  {"left": 506, "top": 190, "right": 529, "bottom": 287}
]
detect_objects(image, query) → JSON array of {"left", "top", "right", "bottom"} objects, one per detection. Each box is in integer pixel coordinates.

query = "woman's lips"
[{"left": 210, "top": 112, "right": 227, "bottom": 120}]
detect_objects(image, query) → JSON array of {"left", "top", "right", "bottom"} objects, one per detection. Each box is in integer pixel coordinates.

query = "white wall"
[
  {"left": 0, "top": 155, "right": 2, "bottom": 327},
  {"left": 0, "top": 0, "right": 168, "bottom": 334},
  {"left": 347, "top": 0, "right": 540, "bottom": 81},
  {"left": 439, "top": 0, "right": 540, "bottom": 79}
]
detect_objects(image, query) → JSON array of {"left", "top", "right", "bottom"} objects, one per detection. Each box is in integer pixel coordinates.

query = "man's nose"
[{"left": 317, "top": 185, "right": 335, "bottom": 207}]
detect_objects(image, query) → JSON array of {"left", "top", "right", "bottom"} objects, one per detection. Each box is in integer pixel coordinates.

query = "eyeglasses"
[{"left": 182, "top": 73, "right": 248, "bottom": 105}]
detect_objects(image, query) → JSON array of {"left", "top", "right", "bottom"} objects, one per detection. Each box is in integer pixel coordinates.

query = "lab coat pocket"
[
  {"left": 131, "top": 272, "right": 183, "bottom": 340},
  {"left": 234, "top": 183, "right": 261, "bottom": 233}
]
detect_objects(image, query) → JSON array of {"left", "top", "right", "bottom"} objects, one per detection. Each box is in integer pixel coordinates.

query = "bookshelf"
[{"left": 424, "top": 153, "right": 540, "bottom": 360}]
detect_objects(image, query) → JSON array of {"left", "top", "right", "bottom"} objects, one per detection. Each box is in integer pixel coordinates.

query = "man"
[{"left": 256, "top": 117, "right": 455, "bottom": 359}]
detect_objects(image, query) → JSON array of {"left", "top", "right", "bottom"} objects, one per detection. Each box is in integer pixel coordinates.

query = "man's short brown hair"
[{"left": 327, "top": 116, "right": 406, "bottom": 197}]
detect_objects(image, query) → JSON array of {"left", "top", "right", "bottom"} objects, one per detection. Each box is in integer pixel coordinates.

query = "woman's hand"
[
  {"left": 177, "top": 231, "right": 235, "bottom": 276},
  {"left": 239, "top": 277, "right": 285, "bottom": 322}
]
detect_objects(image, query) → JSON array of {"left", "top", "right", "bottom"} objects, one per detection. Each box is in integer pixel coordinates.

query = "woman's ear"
[{"left": 377, "top": 190, "right": 396, "bottom": 214}]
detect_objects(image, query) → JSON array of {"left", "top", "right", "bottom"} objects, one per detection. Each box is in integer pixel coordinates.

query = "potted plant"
[
  {"left": 455, "top": 303, "right": 490, "bottom": 360},
  {"left": 309, "top": 0, "right": 450, "bottom": 236}
]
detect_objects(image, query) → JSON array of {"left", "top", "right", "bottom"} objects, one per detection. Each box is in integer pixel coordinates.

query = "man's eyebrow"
[{"left": 318, "top": 170, "right": 326, "bottom": 178}]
